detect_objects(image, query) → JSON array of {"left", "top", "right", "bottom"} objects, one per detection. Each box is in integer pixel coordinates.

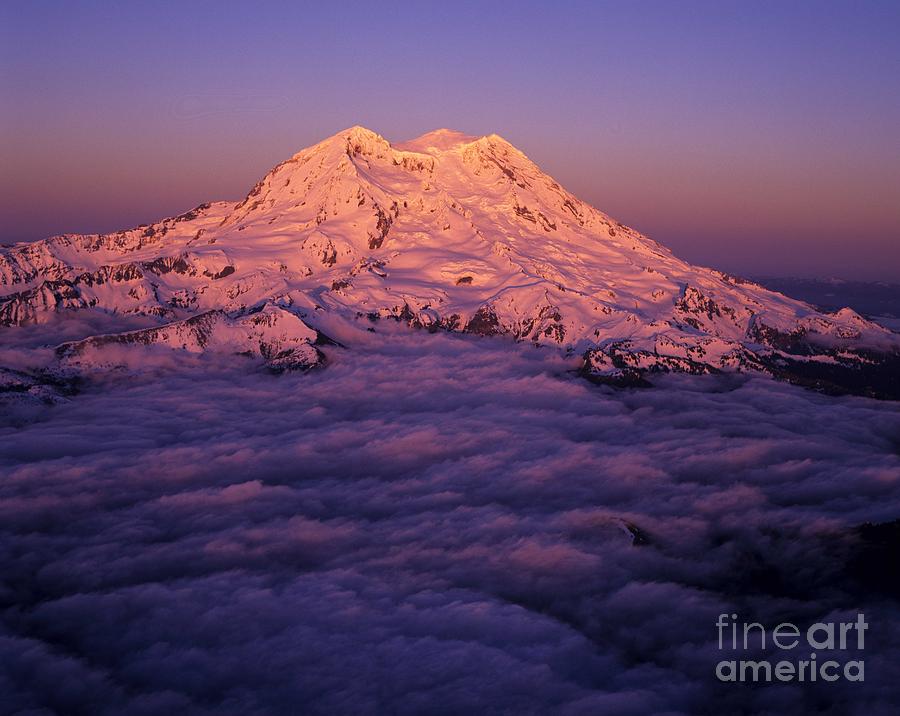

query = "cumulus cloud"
[{"left": 1, "top": 328, "right": 900, "bottom": 715}]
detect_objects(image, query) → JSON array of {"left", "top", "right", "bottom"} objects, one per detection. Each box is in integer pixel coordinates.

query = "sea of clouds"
[{"left": 2, "top": 325, "right": 900, "bottom": 715}]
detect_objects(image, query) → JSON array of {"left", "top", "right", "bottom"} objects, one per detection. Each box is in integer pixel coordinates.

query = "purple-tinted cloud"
[{"left": 1, "top": 329, "right": 899, "bottom": 714}]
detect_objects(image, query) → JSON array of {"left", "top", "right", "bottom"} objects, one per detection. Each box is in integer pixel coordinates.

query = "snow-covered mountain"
[{"left": 2, "top": 126, "right": 898, "bottom": 395}]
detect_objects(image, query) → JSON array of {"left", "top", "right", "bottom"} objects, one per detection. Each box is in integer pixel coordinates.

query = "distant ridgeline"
[{"left": 755, "top": 277, "right": 900, "bottom": 321}]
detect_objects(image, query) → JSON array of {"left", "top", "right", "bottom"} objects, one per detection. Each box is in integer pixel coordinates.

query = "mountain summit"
[{"left": 2, "top": 126, "right": 898, "bottom": 396}]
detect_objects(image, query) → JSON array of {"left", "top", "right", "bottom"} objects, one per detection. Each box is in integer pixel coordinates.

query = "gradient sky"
[{"left": 2, "top": 0, "right": 899, "bottom": 280}]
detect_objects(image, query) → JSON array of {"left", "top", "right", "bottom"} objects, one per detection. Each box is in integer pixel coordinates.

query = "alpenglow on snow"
[{"left": 1, "top": 126, "right": 898, "bottom": 396}]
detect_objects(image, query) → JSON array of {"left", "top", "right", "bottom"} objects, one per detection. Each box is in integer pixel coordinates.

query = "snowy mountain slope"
[
  {"left": 55, "top": 303, "right": 325, "bottom": 373},
  {"left": 1, "top": 126, "right": 897, "bottom": 394}
]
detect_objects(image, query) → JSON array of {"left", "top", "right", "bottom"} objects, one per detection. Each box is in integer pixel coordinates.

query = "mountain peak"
[
  {"left": 306, "top": 126, "right": 515, "bottom": 159},
  {"left": 2, "top": 126, "right": 898, "bottom": 397},
  {"left": 293, "top": 125, "right": 390, "bottom": 161},
  {"left": 342, "top": 125, "right": 386, "bottom": 143},
  {"left": 396, "top": 128, "right": 480, "bottom": 154}
]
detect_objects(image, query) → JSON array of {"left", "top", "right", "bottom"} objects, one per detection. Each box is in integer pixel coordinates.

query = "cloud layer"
[{"left": 2, "top": 330, "right": 900, "bottom": 715}]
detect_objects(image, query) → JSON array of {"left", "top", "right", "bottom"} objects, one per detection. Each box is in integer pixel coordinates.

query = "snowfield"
[{"left": 1, "top": 126, "right": 897, "bottom": 395}]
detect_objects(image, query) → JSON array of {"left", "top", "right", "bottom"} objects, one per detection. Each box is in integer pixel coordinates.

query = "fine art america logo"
[{"left": 715, "top": 614, "right": 867, "bottom": 683}]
